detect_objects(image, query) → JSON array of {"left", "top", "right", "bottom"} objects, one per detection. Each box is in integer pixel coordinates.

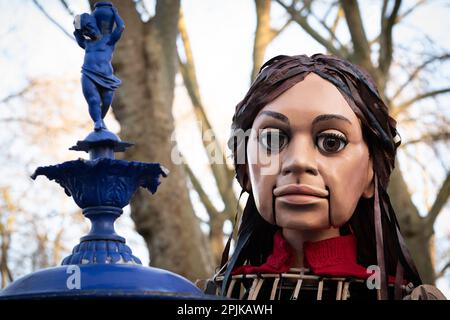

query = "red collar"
[
  {"left": 232, "top": 231, "right": 370, "bottom": 279},
  {"left": 304, "top": 233, "right": 369, "bottom": 278}
]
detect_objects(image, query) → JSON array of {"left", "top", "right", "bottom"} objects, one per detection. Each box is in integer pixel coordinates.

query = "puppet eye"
[
  {"left": 258, "top": 128, "right": 289, "bottom": 153},
  {"left": 316, "top": 132, "right": 348, "bottom": 154}
]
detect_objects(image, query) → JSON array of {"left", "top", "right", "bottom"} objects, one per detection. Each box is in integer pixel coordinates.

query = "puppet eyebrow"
[
  {"left": 256, "top": 111, "right": 290, "bottom": 125},
  {"left": 312, "top": 114, "right": 352, "bottom": 126}
]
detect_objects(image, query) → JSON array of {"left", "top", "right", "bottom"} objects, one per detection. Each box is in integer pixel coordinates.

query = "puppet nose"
[{"left": 281, "top": 136, "right": 318, "bottom": 177}]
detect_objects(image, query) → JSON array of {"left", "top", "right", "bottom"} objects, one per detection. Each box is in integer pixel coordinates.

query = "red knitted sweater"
[{"left": 232, "top": 231, "right": 397, "bottom": 283}]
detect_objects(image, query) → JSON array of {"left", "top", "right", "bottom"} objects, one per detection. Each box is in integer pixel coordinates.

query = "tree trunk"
[
  {"left": 251, "top": 0, "right": 273, "bottom": 82},
  {"left": 1, "top": 232, "right": 9, "bottom": 288},
  {"left": 102, "top": 0, "right": 214, "bottom": 281}
]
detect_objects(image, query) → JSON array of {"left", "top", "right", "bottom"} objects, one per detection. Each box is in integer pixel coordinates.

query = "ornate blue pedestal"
[
  {"left": 0, "top": 3, "right": 210, "bottom": 299},
  {"left": 0, "top": 129, "right": 206, "bottom": 299}
]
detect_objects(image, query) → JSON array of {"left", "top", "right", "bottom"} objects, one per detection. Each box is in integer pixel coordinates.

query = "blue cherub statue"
[{"left": 73, "top": 2, "right": 125, "bottom": 131}]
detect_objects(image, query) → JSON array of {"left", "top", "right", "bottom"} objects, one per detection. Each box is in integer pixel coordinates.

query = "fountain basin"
[
  {"left": 31, "top": 158, "right": 168, "bottom": 209},
  {"left": 0, "top": 264, "right": 205, "bottom": 299}
]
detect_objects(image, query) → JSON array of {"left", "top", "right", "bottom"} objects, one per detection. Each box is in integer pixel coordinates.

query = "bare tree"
[
  {"left": 0, "top": 187, "right": 15, "bottom": 288},
  {"left": 177, "top": 9, "right": 238, "bottom": 265},
  {"left": 89, "top": 0, "right": 214, "bottom": 280},
  {"left": 0, "top": 75, "right": 90, "bottom": 281}
]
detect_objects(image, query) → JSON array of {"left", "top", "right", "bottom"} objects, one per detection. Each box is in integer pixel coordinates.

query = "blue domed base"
[
  {"left": 0, "top": 264, "right": 206, "bottom": 299},
  {"left": 69, "top": 129, "right": 133, "bottom": 153}
]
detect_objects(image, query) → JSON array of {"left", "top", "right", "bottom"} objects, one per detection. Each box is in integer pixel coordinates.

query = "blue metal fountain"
[{"left": 0, "top": 2, "right": 204, "bottom": 299}]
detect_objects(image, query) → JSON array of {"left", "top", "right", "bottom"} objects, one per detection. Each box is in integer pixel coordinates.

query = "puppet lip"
[
  {"left": 276, "top": 194, "right": 325, "bottom": 205},
  {"left": 273, "top": 184, "right": 329, "bottom": 198}
]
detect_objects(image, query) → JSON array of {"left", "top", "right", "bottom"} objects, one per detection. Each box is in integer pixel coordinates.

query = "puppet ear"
[{"left": 362, "top": 159, "right": 374, "bottom": 198}]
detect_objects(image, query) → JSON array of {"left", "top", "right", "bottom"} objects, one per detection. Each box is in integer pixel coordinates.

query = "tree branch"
[
  {"left": 275, "top": 0, "right": 344, "bottom": 57},
  {"left": 398, "top": 0, "right": 427, "bottom": 22},
  {"left": 270, "top": 18, "right": 292, "bottom": 40},
  {"left": 339, "top": 0, "right": 372, "bottom": 67},
  {"left": 425, "top": 171, "right": 450, "bottom": 229},
  {"left": 393, "top": 87, "right": 450, "bottom": 116},
  {"left": 391, "top": 53, "right": 450, "bottom": 101},
  {"left": 0, "top": 83, "right": 33, "bottom": 104},
  {"left": 178, "top": 9, "right": 237, "bottom": 213},
  {"left": 6, "top": 265, "right": 13, "bottom": 283},
  {"left": 32, "top": 0, "right": 75, "bottom": 41},
  {"left": 436, "top": 260, "right": 450, "bottom": 279},
  {"left": 323, "top": 0, "right": 339, "bottom": 22},
  {"left": 177, "top": 10, "right": 226, "bottom": 165},
  {"left": 184, "top": 164, "right": 219, "bottom": 220},
  {"left": 251, "top": 0, "right": 273, "bottom": 81},
  {"left": 250, "top": 0, "right": 292, "bottom": 81},
  {"left": 379, "top": 0, "right": 402, "bottom": 77},
  {"left": 252, "top": 0, "right": 293, "bottom": 80},
  {"left": 369, "top": 34, "right": 380, "bottom": 47},
  {"left": 59, "top": 0, "right": 75, "bottom": 17},
  {"left": 0, "top": 117, "right": 46, "bottom": 127},
  {"left": 308, "top": 5, "right": 349, "bottom": 57},
  {"left": 185, "top": 161, "right": 230, "bottom": 266},
  {"left": 401, "top": 131, "right": 450, "bottom": 147},
  {"left": 331, "top": 4, "right": 343, "bottom": 34},
  {"left": 431, "top": 143, "right": 450, "bottom": 174},
  {"left": 402, "top": 146, "right": 439, "bottom": 187}
]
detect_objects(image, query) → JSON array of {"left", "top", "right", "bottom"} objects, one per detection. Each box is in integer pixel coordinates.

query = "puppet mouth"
[{"left": 273, "top": 184, "right": 328, "bottom": 205}]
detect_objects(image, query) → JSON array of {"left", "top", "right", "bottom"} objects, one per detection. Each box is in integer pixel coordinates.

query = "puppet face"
[{"left": 246, "top": 73, "right": 374, "bottom": 231}]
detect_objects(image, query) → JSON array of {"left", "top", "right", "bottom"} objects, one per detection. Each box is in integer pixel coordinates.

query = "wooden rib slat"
[
  {"left": 226, "top": 279, "right": 236, "bottom": 298},
  {"left": 291, "top": 279, "right": 303, "bottom": 300},
  {"left": 317, "top": 280, "right": 324, "bottom": 300},
  {"left": 336, "top": 281, "right": 343, "bottom": 300},
  {"left": 270, "top": 277, "right": 280, "bottom": 300},
  {"left": 342, "top": 282, "right": 350, "bottom": 300},
  {"left": 247, "top": 278, "right": 259, "bottom": 300}
]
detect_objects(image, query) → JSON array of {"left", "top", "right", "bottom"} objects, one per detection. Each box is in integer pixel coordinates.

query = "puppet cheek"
[
  {"left": 320, "top": 167, "right": 364, "bottom": 227},
  {"left": 247, "top": 162, "right": 277, "bottom": 225},
  {"left": 252, "top": 180, "right": 276, "bottom": 225},
  {"left": 328, "top": 188, "right": 359, "bottom": 227},
  {"left": 257, "top": 197, "right": 275, "bottom": 225}
]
